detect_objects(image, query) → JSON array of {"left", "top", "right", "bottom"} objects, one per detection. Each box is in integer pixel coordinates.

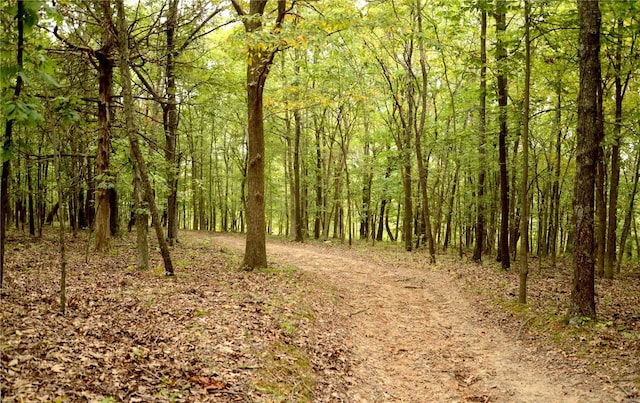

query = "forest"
[{"left": 1, "top": 0, "right": 639, "bottom": 401}]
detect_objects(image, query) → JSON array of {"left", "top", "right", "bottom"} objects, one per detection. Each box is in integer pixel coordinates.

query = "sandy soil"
[{"left": 211, "top": 234, "right": 626, "bottom": 402}]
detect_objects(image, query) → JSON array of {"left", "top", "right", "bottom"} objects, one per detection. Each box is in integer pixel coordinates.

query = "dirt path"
[{"left": 211, "top": 234, "right": 620, "bottom": 402}]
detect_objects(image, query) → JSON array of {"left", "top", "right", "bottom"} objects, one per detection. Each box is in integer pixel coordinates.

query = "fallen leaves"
[{"left": 1, "top": 230, "right": 350, "bottom": 402}]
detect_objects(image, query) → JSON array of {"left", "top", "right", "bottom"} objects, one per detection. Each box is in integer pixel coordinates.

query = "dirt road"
[{"left": 211, "top": 234, "right": 622, "bottom": 402}]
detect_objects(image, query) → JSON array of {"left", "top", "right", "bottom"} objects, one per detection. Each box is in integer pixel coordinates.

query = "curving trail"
[{"left": 211, "top": 234, "right": 619, "bottom": 402}]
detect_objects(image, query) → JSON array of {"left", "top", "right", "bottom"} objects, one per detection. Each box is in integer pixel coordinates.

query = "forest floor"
[{"left": 1, "top": 229, "right": 639, "bottom": 402}]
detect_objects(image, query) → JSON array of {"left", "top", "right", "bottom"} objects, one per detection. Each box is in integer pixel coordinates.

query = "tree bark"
[
  {"left": 496, "top": 0, "right": 510, "bottom": 270},
  {"left": 293, "top": 106, "right": 303, "bottom": 242},
  {"left": 1, "top": 0, "right": 25, "bottom": 288},
  {"left": 594, "top": 152, "right": 606, "bottom": 277},
  {"left": 94, "top": 0, "right": 116, "bottom": 252},
  {"left": 115, "top": 0, "right": 173, "bottom": 275},
  {"left": 519, "top": 0, "right": 531, "bottom": 304},
  {"left": 549, "top": 76, "right": 563, "bottom": 268},
  {"left": 605, "top": 19, "right": 625, "bottom": 279},
  {"left": 616, "top": 147, "right": 640, "bottom": 272},
  {"left": 164, "top": 0, "right": 179, "bottom": 245},
  {"left": 570, "top": 0, "right": 602, "bottom": 320},
  {"left": 473, "top": 8, "right": 487, "bottom": 263},
  {"left": 416, "top": 0, "right": 435, "bottom": 262},
  {"left": 231, "top": 0, "right": 287, "bottom": 268},
  {"left": 314, "top": 118, "right": 323, "bottom": 239}
]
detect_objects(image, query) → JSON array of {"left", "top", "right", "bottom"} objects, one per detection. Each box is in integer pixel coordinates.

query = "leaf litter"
[{"left": 1, "top": 231, "right": 350, "bottom": 402}]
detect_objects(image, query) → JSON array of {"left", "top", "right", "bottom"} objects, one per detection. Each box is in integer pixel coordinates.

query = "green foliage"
[{"left": 2, "top": 99, "right": 43, "bottom": 123}]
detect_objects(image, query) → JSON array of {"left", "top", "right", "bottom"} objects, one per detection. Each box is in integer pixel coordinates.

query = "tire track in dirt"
[{"left": 210, "top": 234, "right": 620, "bottom": 402}]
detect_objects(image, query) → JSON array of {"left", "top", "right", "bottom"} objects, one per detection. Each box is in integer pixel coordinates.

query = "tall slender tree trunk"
[
  {"left": 132, "top": 153, "right": 149, "bottom": 270},
  {"left": 496, "top": 0, "right": 510, "bottom": 269},
  {"left": 401, "top": 143, "right": 413, "bottom": 251},
  {"left": 415, "top": 1, "right": 435, "bottom": 262},
  {"left": 293, "top": 108, "right": 303, "bottom": 242},
  {"left": 519, "top": 0, "right": 531, "bottom": 304},
  {"left": 27, "top": 158, "right": 35, "bottom": 236},
  {"left": 116, "top": 0, "right": 173, "bottom": 275},
  {"left": 549, "top": 78, "right": 563, "bottom": 268},
  {"left": 443, "top": 164, "right": 458, "bottom": 251},
  {"left": 595, "top": 152, "right": 606, "bottom": 277},
  {"left": 56, "top": 128, "right": 67, "bottom": 314},
  {"left": 605, "top": 19, "right": 625, "bottom": 279},
  {"left": 473, "top": 8, "right": 487, "bottom": 263},
  {"left": 164, "top": 0, "right": 179, "bottom": 245},
  {"left": 314, "top": 120, "right": 323, "bottom": 239},
  {"left": 570, "top": 0, "right": 602, "bottom": 320},
  {"left": 1, "top": 0, "right": 25, "bottom": 288},
  {"left": 617, "top": 147, "right": 640, "bottom": 272}
]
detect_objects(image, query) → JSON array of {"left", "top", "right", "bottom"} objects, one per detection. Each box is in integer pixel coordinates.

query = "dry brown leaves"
[{"left": 1, "top": 230, "right": 350, "bottom": 402}]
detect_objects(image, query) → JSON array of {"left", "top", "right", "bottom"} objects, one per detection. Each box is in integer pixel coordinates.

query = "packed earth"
[{"left": 1, "top": 230, "right": 639, "bottom": 402}]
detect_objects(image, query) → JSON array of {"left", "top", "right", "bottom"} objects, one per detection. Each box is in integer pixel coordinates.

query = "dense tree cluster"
[{"left": 1, "top": 0, "right": 639, "bottom": 318}]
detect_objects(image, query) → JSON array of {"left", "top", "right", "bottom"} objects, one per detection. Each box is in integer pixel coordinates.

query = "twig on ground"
[{"left": 348, "top": 306, "right": 370, "bottom": 317}]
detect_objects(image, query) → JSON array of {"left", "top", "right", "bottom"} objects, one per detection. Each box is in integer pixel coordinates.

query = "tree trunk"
[
  {"left": 473, "top": 8, "right": 487, "bottom": 263},
  {"left": 94, "top": 0, "right": 115, "bottom": 251},
  {"left": 443, "top": 164, "right": 459, "bottom": 251},
  {"left": 109, "top": 188, "right": 119, "bottom": 237},
  {"left": 27, "top": 158, "right": 35, "bottom": 236},
  {"left": 549, "top": 78, "right": 563, "bottom": 268},
  {"left": 293, "top": 108, "right": 303, "bottom": 242},
  {"left": 55, "top": 128, "right": 67, "bottom": 314},
  {"left": 519, "top": 0, "right": 531, "bottom": 304},
  {"left": 605, "top": 19, "right": 625, "bottom": 279},
  {"left": 242, "top": 51, "right": 268, "bottom": 268},
  {"left": 617, "top": 147, "right": 640, "bottom": 272},
  {"left": 230, "top": 0, "right": 287, "bottom": 269},
  {"left": 116, "top": 0, "right": 173, "bottom": 275},
  {"left": 1, "top": 0, "right": 25, "bottom": 288},
  {"left": 132, "top": 154, "right": 149, "bottom": 270},
  {"left": 314, "top": 120, "right": 323, "bottom": 239},
  {"left": 416, "top": 1, "right": 436, "bottom": 262},
  {"left": 595, "top": 153, "right": 606, "bottom": 277},
  {"left": 570, "top": 0, "right": 602, "bottom": 321},
  {"left": 164, "top": 0, "right": 179, "bottom": 246},
  {"left": 496, "top": 0, "right": 510, "bottom": 270}
]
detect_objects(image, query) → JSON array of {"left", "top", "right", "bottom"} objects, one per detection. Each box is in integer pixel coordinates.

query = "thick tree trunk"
[
  {"left": 231, "top": 0, "right": 287, "bottom": 269},
  {"left": 570, "top": 0, "right": 602, "bottom": 320},
  {"left": 243, "top": 55, "right": 268, "bottom": 268},
  {"left": 94, "top": 0, "right": 115, "bottom": 251}
]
